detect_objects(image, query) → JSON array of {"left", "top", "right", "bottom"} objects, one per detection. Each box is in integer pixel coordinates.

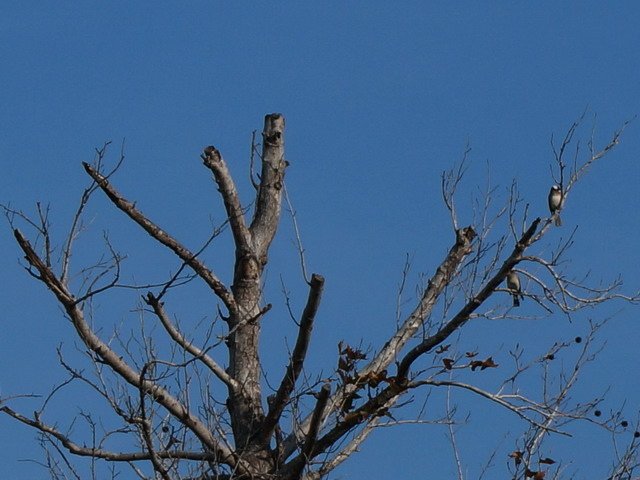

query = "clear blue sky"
[{"left": 1, "top": 2, "right": 639, "bottom": 478}]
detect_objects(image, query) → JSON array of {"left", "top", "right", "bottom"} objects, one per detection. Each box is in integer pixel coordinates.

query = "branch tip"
[{"left": 202, "top": 145, "right": 219, "bottom": 160}]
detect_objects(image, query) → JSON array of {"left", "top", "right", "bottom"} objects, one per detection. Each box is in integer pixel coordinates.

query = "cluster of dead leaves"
[
  {"left": 337, "top": 342, "right": 395, "bottom": 386},
  {"left": 337, "top": 341, "right": 367, "bottom": 385},
  {"left": 508, "top": 451, "right": 556, "bottom": 479},
  {"left": 437, "top": 345, "right": 498, "bottom": 372},
  {"left": 337, "top": 342, "right": 403, "bottom": 415}
]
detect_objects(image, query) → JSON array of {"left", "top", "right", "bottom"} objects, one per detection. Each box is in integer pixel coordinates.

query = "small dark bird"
[
  {"left": 548, "top": 185, "right": 563, "bottom": 226},
  {"left": 506, "top": 271, "right": 523, "bottom": 307}
]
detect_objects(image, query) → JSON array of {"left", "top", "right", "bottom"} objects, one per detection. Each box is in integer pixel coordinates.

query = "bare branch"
[
  {"left": 0, "top": 406, "right": 222, "bottom": 463},
  {"left": 138, "top": 363, "right": 172, "bottom": 480},
  {"left": 446, "top": 385, "right": 464, "bottom": 480},
  {"left": 11, "top": 229, "right": 244, "bottom": 473},
  {"left": 283, "top": 181, "right": 310, "bottom": 283},
  {"left": 281, "top": 225, "right": 478, "bottom": 460},
  {"left": 249, "top": 129, "right": 260, "bottom": 191},
  {"left": 411, "top": 379, "right": 567, "bottom": 436},
  {"left": 261, "top": 274, "right": 325, "bottom": 445},
  {"left": 539, "top": 116, "right": 632, "bottom": 240},
  {"left": 397, "top": 218, "right": 540, "bottom": 378},
  {"left": 441, "top": 145, "right": 471, "bottom": 231},
  {"left": 201, "top": 146, "right": 252, "bottom": 254},
  {"left": 250, "top": 113, "right": 287, "bottom": 258},
  {"left": 302, "top": 417, "right": 380, "bottom": 480},
  {"left": 144, "top": 292, "right": 239, "bottom": 391},
  {"left": 61, "top": 141, "right": 125, "bottom": 285},
  {"left": 82, "top": 162, "right": 236, "bottom": 312},
  {"left": 368, "top": 225, "right": 478, "bottom": 376},
  {"left": 284, "top": 383, "right": 331, "bottom": 480}
]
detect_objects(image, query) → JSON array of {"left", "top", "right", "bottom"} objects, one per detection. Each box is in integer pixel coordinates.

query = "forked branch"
[
  {"left": 397, "top": 218, "right": 540, "bottom": 378},
  {"left": 11, "top": 229, "right": 244, "bottom": 474}
]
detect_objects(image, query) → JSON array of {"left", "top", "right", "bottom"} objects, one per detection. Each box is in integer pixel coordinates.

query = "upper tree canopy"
[{"left": 2, "top": 113, "right": 638, "bottom": 479}]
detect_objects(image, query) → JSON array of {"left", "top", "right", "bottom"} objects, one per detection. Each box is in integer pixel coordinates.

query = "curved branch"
[
  {"left": 12, "top": 230, "right": 244, "bottom": 474},
  {"left": 410, "top": 380, "right": 567, "bottom": 436},
  {"left": 0, "top": 407, "right": 224, "bottom": 463}
]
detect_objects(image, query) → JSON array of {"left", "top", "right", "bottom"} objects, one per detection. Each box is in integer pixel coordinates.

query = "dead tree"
[{"left": 2, "top": 113, "right": 638, "bottom": 479}]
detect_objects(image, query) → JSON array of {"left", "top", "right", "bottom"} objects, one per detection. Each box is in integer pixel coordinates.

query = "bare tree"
[{"left": 2, "top": 113, "right": 638, "bottom": 479}]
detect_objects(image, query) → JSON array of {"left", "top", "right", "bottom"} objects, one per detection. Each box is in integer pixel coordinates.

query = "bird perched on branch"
[
  {"left": 506, "top": 271, "right": 523, "bottom": 307},
  {"left": 548, "top": 185, "right": 563, "bottom": 226}
]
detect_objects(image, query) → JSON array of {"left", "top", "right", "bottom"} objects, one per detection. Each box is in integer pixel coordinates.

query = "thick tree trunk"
[{"left": 227, "top": 114, "right": 286, "bottom": 463}]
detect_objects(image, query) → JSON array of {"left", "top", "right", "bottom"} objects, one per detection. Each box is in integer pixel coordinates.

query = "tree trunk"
[{"left": 227, "top": 114, "right": 286, "bottom": 466}]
